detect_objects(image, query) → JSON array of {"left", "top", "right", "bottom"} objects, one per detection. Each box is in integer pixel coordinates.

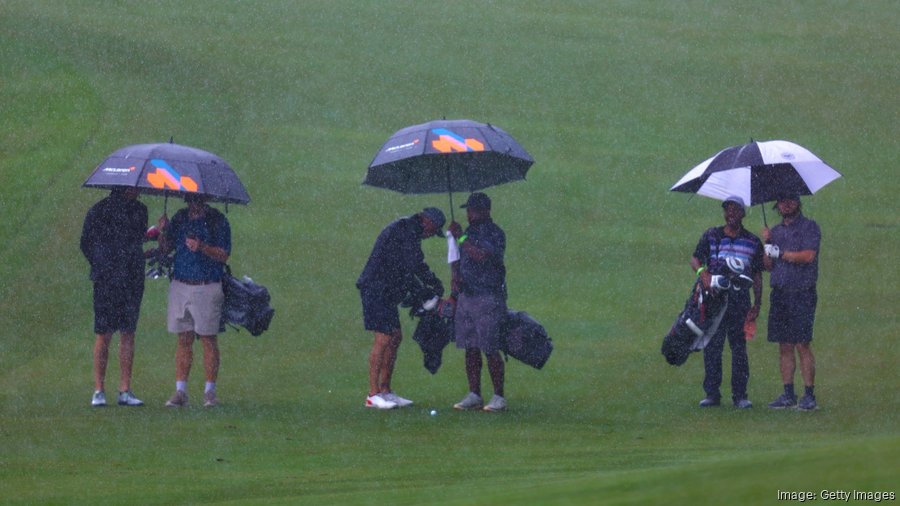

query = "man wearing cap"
[
  {"left": 357, "top": 208, "right": 446, "bottom": 409},
  {"left": 689, "top": 196, "right": 764, "bottom": 409},
  {"left": 158, "top": 193, "right": 232, "bottom": 408},
  {"left": 447, "top": 192, "right": 509, "bottom": 412},
  {"left": 762, "top": 194, "right": 821, "bottom": 411}
]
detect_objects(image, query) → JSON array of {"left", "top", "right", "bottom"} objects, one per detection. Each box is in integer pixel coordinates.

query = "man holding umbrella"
[
  {"left": 158, "top": 193, "right": 232, "bottom": 408},
  {"left": 762, "top": 194, "right": 821, "bottom": 411},
  {"left": 357, "top": 207, "right": 446, "bottom": 409},
  {"left": 448, "top": 192, "right": 509, "bottom": 413},
  {"left": 689, "top": 196, "right": 763, "bottom": 409}
]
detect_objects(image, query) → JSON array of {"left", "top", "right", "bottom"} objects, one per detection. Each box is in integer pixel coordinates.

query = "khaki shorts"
[{"left": 167, "top": 280, "right": 224, "bottom": 336}]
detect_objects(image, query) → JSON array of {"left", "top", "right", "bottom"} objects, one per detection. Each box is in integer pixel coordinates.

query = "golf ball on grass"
[{"left": 430, "top": 410, "right": 437, "bottom": 416}]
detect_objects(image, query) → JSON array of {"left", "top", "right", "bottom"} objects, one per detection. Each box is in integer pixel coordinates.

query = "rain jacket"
[
  {"left": 458, "top": 218, "right": 507, "bottom": 299},
  {"left": 357, "top": 216, "right": 443, "bottom": 304},
  {"left": 80, "top": 193, "right": 147, "bottom": 283}
]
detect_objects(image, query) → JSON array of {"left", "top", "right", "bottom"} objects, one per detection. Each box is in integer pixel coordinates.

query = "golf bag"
[
  {"left": 502, "top": 310, "right": 553, "bottom": 370},
  {"left": 660, "top": 257, "right": 753, "bottom": 366},
  {"left": 222, "top": 268, "right": 275, "bottom": 337},
  {"left": 399, "top": 273, "right": 443, "bottom": 316},
  {"left": 412, "top": 311, "right": 453, "bottom": 374},
  {"left": 661, "top": 279, "right": 728, "bottom": 366},
  {"left": 402, "top": 273, "right": 452, "bottom": 373}
]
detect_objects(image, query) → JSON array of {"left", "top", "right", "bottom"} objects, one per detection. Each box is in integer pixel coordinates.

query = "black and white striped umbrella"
[{"left": 670, "top": 140, "right": 842, "bottom": 206}]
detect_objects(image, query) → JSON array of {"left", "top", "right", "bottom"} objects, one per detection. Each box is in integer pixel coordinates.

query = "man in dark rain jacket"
[
  {"left": 80, "top": 187, "right": 148, "bottom": 408},
  {"left": 357, "top": 208, "right": 446, "bottom": 409}
]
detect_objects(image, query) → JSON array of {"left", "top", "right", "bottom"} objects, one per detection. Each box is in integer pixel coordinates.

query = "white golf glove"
[{"left": 764, "top": 244, "right": 781, "bottom": 259}]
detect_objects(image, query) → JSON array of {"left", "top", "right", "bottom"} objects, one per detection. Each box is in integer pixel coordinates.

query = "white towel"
[{"left": 446, "top": 230, "right": 459, "bottom": 264}]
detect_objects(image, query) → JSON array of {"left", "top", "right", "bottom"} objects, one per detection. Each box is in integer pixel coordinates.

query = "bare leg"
[
  {"left": 119, "top": 332, "right": 135, "bottom": 392},
  {"left": 199, "top": 335, "right": 219, "bottom": 382},
  {"left": 378, "top": 330, "right": 402, "bottom": 392},
  {"left": 797, "top": 342, "right": 816, "bottom": 387},
  {"left": 369, "top": 332, "right": 392, "bottom": 396},
  {"left": 486, "top": 351, "right": 505, "bottom": 397},
  {"left": 465, "top": 348, "right": 483, "bottom": 396},
  {"left": 778, "top": 343, "right": 796, "bottom": 385},
  {"left": 93, "top": 333, "right": 113, "bottom": 391},
  {"left": 176, "top": 331, "right": 195, "bottom": 382}
]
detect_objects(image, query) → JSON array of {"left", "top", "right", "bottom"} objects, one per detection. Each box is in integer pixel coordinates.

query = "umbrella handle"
[
  {"left": 760, "top": 203, "right": 768, "bottom": 228},
  {"left": 448, "top": 191, "right": 454, "bottom": 222},
  {"left": 445, "top": 158, "right": 455, "bottom": 223}
]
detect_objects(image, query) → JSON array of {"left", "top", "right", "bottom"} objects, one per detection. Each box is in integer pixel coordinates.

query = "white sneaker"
[
  {"left": 117, "top": 390, "right": 144, "bottom": 407},
  {"left": 365, "top": 394, "right": 397, "bottom": 410},
  {"left": 453, "top": 392, "right": 483, "bottom": 410},
  {"left": 91, "top": 390, "right": 107, "bottom": 407},
  {"left": 483, "top": 395, "right": 507, "bottom": 412},
  {"left": 382, "top": 392, "right": 414, "bottom": 408}
]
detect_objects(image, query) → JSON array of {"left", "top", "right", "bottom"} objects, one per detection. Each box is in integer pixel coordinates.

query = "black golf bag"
[
  {"left": 412, "top": 311, "right": 453, "bottom": 374},
  {"left": 222, "top": 269, "right": 275, "bottom": 337},
  {"left": 661, "top": 255, "right": 754, "bottom": 366},
  {"left": 403, "top": 273, "right": 452, "bottom": 373},
  {"left": 502, "top": 310, "right": 553, "bottom": 370},
  {"left": 661, "top": 279, "right": 728, "bottom": 366}
]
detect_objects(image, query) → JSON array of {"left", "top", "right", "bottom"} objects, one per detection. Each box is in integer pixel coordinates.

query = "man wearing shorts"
[
  {"left": 158, "top": 194, "right": 231, "bottom": 408},
  {"left": 448, "top": 192, "right": 509, "bottom": 413},
  {"left": 357, "top": 208, "right": 445, "bottom": 409},
  {"left": 762, "top": 194, "right": 821, "bottom": 411},
  {"left": 81, "top": 187, "right": 148, "bottom": 407}
]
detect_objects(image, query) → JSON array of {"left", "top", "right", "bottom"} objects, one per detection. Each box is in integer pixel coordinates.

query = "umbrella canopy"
[
  {"left": 83, "top": 142, "right": 250, "bottom": 205},
  {"left": 364, "top": 119, "right": 534, "bottom": 195},
  {"left": 670, "top": 140, "right": 841, "bottom": 206}
]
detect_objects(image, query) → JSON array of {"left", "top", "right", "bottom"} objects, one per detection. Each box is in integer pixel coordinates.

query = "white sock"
[
  {"left": 176, "top": 381, "right": 187, "bottom": 392},
  {"left": 205, "top": 382, "right": 216, "bottom": 394}
]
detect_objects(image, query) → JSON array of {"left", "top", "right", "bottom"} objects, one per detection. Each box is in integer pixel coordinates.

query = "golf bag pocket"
[
  {"left": 662, "top": 308, "right": 700, "bottom": 366},
  {"left": 661, "top": 280, "right": 723, "bottom": 366},
  {"left": 502, "top": 310, "right": 553, "bottom": 369},
  {"left": 222, "top": 271, "right": 275, "bottom": 336}
]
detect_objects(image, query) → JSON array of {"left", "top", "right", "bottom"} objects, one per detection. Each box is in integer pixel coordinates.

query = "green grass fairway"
[{"left": 1, "top": 2, "right": 897, "bottom": 504}]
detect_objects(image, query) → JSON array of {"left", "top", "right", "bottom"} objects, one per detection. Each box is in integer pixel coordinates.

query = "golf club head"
[
  {"left": 725, "top": 257, "right": 745, "bottom": 275},
  {"left": 731, "top": 274, "right": 754, "bottom": 291},
  {"left": 145, "top": 225, "right": 160, "bottom": 241},
  {"left": 710, "top": 275, "right": 731, "bottom": 291},
  {"left": 422, "top": 295, "right": 439, "bottom": 312}
]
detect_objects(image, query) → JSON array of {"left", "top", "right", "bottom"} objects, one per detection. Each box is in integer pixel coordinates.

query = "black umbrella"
[
  {"left": 670, "top": 139, "right": 841, "bottom": 225},
  {"left": 364, "top": 119, "right": 533, "bottom": 219},
  {"left": 83, "top": 142, "right": 250, "bottom": 212}
]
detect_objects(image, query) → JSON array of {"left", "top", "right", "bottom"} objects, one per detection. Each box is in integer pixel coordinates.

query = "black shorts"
[
  {"left": 359, "top": 287, "right": 400, "bottom": 335},
  {"left": 93, "top": 278, "right": 144, "bottom": 334},
  {"left": 768, "top": 286, "right": 817, "bottom": 344}
]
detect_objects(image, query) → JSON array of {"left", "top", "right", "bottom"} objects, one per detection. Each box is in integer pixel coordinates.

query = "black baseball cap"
[
  {"left": 461, "top": 192, "right": 491, "bottom": 210},
  {"left": 420, "top": 207, "right": 445, "bottom": 234}
]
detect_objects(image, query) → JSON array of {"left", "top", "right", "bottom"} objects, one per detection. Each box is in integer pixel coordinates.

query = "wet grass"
[{"left": 0, "top": 1, "right": 898, "bottom": 504}]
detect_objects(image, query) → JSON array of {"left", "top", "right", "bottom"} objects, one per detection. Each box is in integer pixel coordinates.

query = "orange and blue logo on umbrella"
[
  {"left": 431, "top": 129, "right": 485, "bottom": 153},
  {"left": 145, "top": 159, "right": 198, "bottom": 192}
]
